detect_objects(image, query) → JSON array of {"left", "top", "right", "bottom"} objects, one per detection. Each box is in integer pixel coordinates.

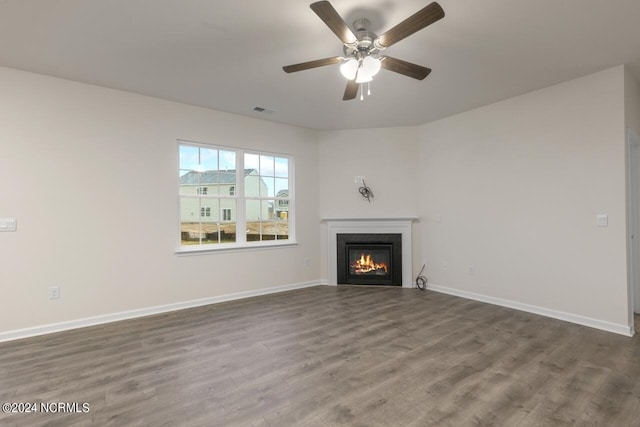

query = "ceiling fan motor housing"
[{"left": 343, "top": 18, "right": 378, "bottom": 58}]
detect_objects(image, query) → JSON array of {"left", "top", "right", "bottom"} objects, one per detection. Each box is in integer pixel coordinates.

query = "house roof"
[{"left": 179, "top": 169, "right": 255, "bottom": 185}]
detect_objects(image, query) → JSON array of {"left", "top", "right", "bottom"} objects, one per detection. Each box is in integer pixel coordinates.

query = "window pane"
[
  {"left": 219, "top": 222, "right": 236, "bottom": 243},
  {"left": 275, "top": 178, "right": 288, "bottom": 197},
  {"left": 179, "top": 171, "right": 200, "bottom": 195},
  {"left": 264, "top": 200, "right": 275, "bottom": 220},
  {"left": 275, "top": 157, "right": 288, "bottom": 178},
  {"left": 179, "top": 145, "right": 199, "bottom": 171},
  {"left": 245, "top": 174, "right": 260, "bottom": 197},
  {"left": 246, "top": 199, "right": 261, "bottom": 222},
  {"left": 260, "top": 155, "right": 274, "bottom": 176},
  {"left": 199, "top": 171, "right": 218, "bottom": 195},
  {"left": 202, "top": 199, "right": 218, "bottom": 244},
  {"left": 200, "top": 148, "right": 218, "bottom": 171},
  {"left": 275, "top": 215, "right": 289, "bottom": 240},
  {"left": 218, "top": 170, "right": 236, "bottom": 193},
  {"left": 262, "top": 222, "right": 276, "bottom": 241},
  {"left": 201, "top": 198, "right": 219, "bottom": 222},
  {"left": 180, "top": 196, "right": 203, "bottom": 245},
  {"left": 246, "top": 199, "right": 261, "bottom": 242},
  {"left": 275, "top": 197, "right": 289, "bottom": 219},
  {"left": 220, "top": 198, "right": 236, "bottom": 221},
  {"left": 263, "top": 176, "right": 275, "bottom": 197},
  {"left": 245, "top": 153, "right": 259, "bottom": 172},
  {"left": 219, "top": 150, "right": 236, "bottom": 172},
  {"left": 180, "top": 196, "right": 200, "bottom": 222}
]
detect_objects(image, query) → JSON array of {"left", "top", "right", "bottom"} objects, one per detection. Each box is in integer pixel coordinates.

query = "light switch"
[
  {"left": 596, "top": 214, "right": 608, "bottom": 227},
  {"left": 0, "top": 218, "right": 17, "bottom": 232}
]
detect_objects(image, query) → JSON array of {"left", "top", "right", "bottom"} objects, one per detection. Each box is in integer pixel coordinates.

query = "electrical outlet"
[
  {"left": 468, "top": 265, "right": 475, "bottom": 275},
  {"left": 354, "top": 175, "right": 365, "bottom": 184},
  {"left": 440, "top": 261, "right": 448, "bottom": 270},
  {"left": 304, "top": 257, "right": 311, "bottom": 266},
  {"left": 48, "top": 286, "right": 60, "bottom": 300}
]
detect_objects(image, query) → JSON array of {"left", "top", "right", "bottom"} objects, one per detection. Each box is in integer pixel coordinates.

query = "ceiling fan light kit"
[{"left": 283, "top": 1, "right": 444, "bottom": 101}]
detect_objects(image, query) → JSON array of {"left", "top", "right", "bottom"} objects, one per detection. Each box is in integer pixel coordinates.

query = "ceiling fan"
[{"left": 283, "top": 1, "right": 445, "bottom": 101}]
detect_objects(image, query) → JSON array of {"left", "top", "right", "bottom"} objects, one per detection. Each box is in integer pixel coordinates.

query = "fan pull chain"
[
  {"left": 360, "top": 84, "right": 364, "bottom": 101},
  {"left": 367, "top": 81, "right": 371, "bottom": 96}
]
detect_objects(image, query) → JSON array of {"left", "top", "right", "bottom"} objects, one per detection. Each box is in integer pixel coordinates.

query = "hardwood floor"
[{"left": 1, "top": 286, "right": 639, "bottom": 426}]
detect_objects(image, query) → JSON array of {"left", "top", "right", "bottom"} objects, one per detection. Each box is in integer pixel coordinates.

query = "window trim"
[{"left": 177, "top": 139, "right": 295, "bottom": 253}]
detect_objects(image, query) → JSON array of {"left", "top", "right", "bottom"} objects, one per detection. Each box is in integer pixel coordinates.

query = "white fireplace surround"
[{"left": 324, "top": 218, "right": 416, "bottom": 287}]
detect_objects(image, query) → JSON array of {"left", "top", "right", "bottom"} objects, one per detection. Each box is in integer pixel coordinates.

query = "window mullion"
[{"left": 236, "top": 151, "right": 246, "bottom": 244}]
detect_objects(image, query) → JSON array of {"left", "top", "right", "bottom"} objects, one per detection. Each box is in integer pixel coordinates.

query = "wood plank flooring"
[{"left": 0, "top": 286, "right": 639, "bottom": 426}]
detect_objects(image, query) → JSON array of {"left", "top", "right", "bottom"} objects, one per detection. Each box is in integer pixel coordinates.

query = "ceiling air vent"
[{"left": 252, "top": 106, "right": 275, "bottom": 115}]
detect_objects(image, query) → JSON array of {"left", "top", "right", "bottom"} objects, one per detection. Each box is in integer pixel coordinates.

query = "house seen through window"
[{"left": 178, "top": 141, "right": 292, "bottom": 249}]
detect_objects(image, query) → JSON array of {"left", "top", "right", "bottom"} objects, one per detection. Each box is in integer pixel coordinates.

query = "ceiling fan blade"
[
  {"left": 343, "top": 79, "right": 359, "bottom": 100},
  {"left": 376, "top": 2, "right": 444, "bottom": 49},
  {"left": 283, "top": 56, "right": 342, "bottom": 73},
  {"left": 380, "top": 56, "right": 431, "bottom": 80},
  {"left": 310, "top": 1, "right": 358, "bottom": 46}
]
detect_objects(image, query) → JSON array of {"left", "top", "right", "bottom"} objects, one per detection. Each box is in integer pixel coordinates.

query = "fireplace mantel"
[{"left": 323, "top": 217, "right": 417, "bottom": 287}]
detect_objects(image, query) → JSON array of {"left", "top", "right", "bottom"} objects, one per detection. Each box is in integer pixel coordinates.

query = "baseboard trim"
[
  {"left": 427, "top": 283, "right": 634, "bottom": 337},
  {"left": 0, "top": 280, "right": 325, "bottom": 343}
]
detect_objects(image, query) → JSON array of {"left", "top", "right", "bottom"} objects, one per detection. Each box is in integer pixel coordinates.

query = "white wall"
[
  {"left": 418, "top": 66, "right": 630, "bottom": 331},
  {"left": 2, "top": 63, "right": 636, "bottom": 337},
  {"left": 0, "top": 66, "right": 320, "bottom": 335},
  {"left": 317, "top": 127, "right": 422, "bottom": 282}
]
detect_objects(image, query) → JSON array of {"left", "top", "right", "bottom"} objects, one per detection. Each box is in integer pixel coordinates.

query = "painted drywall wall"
[
  {"left": 418, "top": 66, "right": 630, "bottom": 329},
  {"left": 0, "top": 66, "right": 320, "bottom": 334},
  {"left": 317, "top": 127, "right": 421, "bottom": 282},
  {"left": 1, "top": 63, "right": 636, "bottom": 336}
]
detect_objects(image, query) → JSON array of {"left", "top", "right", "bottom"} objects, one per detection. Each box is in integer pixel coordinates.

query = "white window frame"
[{"left": 177, "top": 140, "right": 295, "bottom": 253}]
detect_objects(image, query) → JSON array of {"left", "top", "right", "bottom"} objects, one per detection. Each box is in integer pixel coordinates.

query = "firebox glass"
[{"left": 348, "top": 249, "right": 391, "bottom": 276}]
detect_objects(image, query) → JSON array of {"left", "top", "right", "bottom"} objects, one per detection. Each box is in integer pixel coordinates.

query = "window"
[
  {"left": 178, "top": 141, "right": 293, "bottom": 250},
  {"left": 243, "top": 153, "right": 291, "bottom": 243}
]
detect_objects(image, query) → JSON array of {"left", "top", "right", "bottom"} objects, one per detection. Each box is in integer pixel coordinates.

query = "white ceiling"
[{"left": 1, "top": 0, "right": 640, "bottom": 130}]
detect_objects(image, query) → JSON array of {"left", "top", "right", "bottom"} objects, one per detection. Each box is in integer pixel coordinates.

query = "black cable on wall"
[{"left": 416, "top": 264, "right": 427, "bottom": 290}]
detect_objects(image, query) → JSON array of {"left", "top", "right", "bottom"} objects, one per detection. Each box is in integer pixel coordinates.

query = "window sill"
[{"left": 175, "top": 241, "right": 298, "bottom": 256}]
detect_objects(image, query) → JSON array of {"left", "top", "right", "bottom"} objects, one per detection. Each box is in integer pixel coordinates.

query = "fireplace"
[{"left": 337, "top": 233, "right": 402, "bottom": 286}]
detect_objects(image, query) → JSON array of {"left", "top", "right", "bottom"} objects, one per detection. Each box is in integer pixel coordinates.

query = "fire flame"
[{"left": 351, "top": 253, "right": 388, "bottom": 274}]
